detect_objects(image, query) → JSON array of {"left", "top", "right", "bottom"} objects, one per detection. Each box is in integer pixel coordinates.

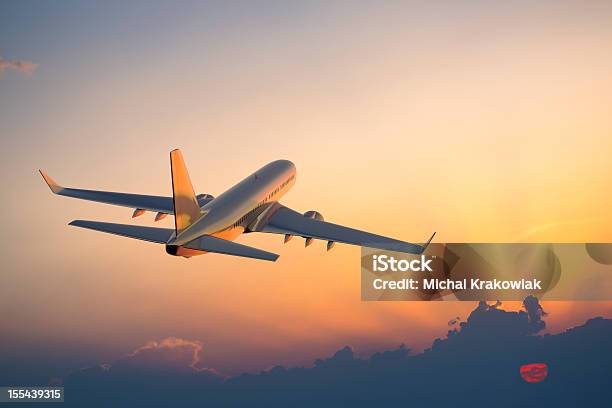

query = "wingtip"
[
  {"left": 421, "top": 231, "right": 436, "bottom": 253},
  {"left": 39, "top": 169, "right": 62, "bottom": 194}
]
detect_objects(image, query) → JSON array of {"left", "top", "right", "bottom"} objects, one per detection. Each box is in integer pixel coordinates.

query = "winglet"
[
  {"left": 420, "top": 231, "right": 436, "bottom": 253},
  {"left": 39, "top": 170, "right": 63, "bottom": 194}
]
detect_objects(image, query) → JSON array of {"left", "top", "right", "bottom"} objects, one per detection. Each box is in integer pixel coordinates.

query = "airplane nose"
[{"left": 275, "top": 159, "right": 295, "bottom": 171}]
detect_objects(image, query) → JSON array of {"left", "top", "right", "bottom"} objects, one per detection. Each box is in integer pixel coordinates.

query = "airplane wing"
[
  {"left": 255, "top": 204, "right": 434, "bottom": 254},
  {"left": 39, "top": 170, "right": 214, "bottom": 214}
]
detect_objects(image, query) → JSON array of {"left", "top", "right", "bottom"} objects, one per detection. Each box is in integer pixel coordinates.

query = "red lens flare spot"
[{"left": 520, "top": 363, "right": 548, "bottom": 383}]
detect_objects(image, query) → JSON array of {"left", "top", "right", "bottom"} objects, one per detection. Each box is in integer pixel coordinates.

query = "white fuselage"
[{"left": 168, "top": 160, "right": 296, "bottom": 255}]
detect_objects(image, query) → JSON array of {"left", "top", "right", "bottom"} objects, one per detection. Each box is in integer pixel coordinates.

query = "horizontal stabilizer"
[
  {"left": 184, "top": 235, "right": 279, "bottom": 262},
  {"left": 69, "top": 220, "right": 174, "bottom": 244}
]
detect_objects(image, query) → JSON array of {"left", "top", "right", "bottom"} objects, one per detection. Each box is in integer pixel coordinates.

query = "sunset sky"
[{"left": 1, "top": 0, "right": 611, "bottom": 379}]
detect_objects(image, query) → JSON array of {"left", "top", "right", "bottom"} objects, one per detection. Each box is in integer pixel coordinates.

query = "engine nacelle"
[
  {"left": 196, "top": 193, "right": 215, "bottom": 207},
  {"left": 303, "top": 210, "right": 324, "bottom": 221}
]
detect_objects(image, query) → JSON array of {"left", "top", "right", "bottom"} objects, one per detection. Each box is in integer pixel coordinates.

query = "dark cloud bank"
[{"left": 52, "top": 297, "right": 611, "bottom": 407}]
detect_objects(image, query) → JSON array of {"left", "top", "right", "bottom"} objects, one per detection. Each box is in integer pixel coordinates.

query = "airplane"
[{"left": 39, "top": 149, "right": 434, "bottom": 261}]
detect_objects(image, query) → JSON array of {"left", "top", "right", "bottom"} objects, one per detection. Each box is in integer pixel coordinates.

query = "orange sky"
[{"left": 1, "top": 1, "right": 611, "bottom": 374}]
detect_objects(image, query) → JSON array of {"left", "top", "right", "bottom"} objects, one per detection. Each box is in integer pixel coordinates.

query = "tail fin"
[{"left": 170, "top": 149, "right": 203, "bottom": 235}]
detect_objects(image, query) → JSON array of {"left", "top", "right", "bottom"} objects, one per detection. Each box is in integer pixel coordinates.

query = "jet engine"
[
  {"left": 196, "top": 193, "right": 215, "bottom": 207},
  {"left": 303, "top": 210, "right": 324, "bottom": 221},
  {"left": 302, "top": 211, "right": 324, "bottom": 248}
]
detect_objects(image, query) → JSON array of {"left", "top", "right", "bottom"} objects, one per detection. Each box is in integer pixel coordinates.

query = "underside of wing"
[
  {"left": 39, "top": 170, "right": 214, "bottom": 214},
  {"left": 254, "top": 204, "right": 433, "bottom": 254}
]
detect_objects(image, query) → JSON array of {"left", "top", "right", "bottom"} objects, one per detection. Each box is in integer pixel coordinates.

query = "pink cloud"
[
  {"left": 127, "top": 337, "right": 206, "bottom": 371},
  {"left": 0, "top": 56, "right": 38, "bottom": 76},
  {"left": 102, "top": 337, "right": 221, "bottom": 376}
]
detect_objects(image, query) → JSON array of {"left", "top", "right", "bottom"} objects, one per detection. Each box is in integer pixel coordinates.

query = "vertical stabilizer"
[{"left": 170, "top": 149, "right": 202, "bottom": 235}]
